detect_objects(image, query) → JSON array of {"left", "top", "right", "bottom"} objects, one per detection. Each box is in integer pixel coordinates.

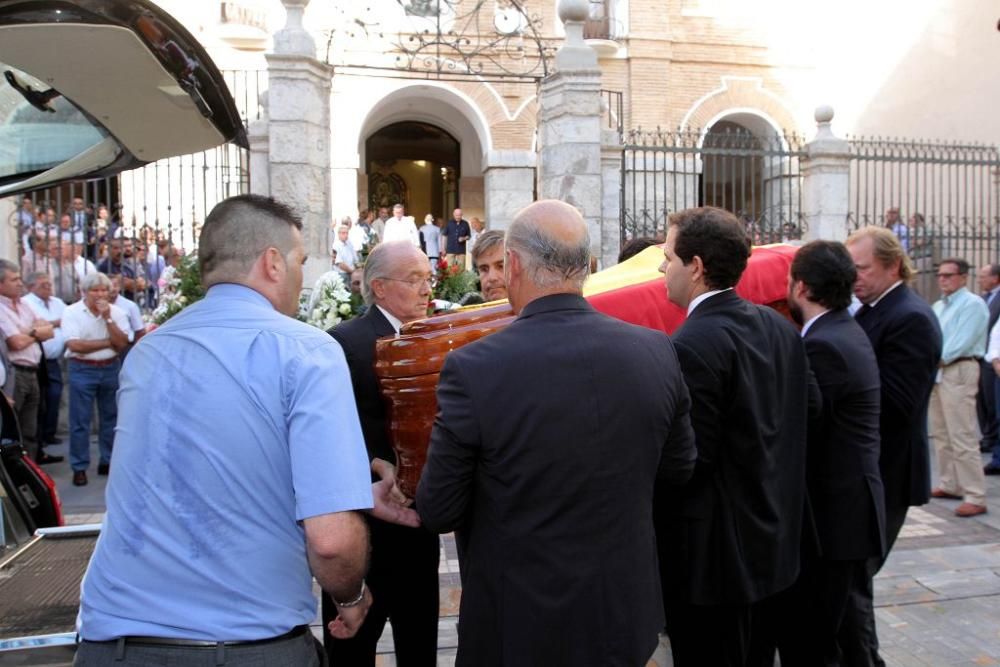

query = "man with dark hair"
[
  {"left": 418, "top": 200, "right": 696, "bottom": 665},
  {"left": 655, "top": 206, "right": 812, "bottom": 666},
  {"left": 470, "top": 229, "right": 507, "bottom": 301},
  {"left": 617, "top": 237, "right": 661, "bottom": 263},
  {"left": 324, "top": 240, "right": 440, "bottom": 666},
  {"left": 928, "top": 257, "right": 989, "bottom": 516},
  {"left": 844, "top": 225, "right": 941, "bottom": 665},
  {"left": 781, "top": 240, "right": 886, "bottom": 664},
  {"left": 76, "top": 194, "right": 409, "bottom": 666},
  {"left": 976, "top": 263, "right": 1000, "bottom": 453}
]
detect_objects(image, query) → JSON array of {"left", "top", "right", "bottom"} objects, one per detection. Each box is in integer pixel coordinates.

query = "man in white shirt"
[
  {"left": 332, "top": 225, "right": 358, "bottom": 284},
  {"left": 62, "top": 272, "right": 131, "bottom": 486},
  {"left": 382, "top": 204, "right": 420, "bottom": 247},
  {"left": 109, "top": 274, "right": 145, "bottom": 345},
  {"left": 24, "top": 272, "right": 67, "bottom": 449}
]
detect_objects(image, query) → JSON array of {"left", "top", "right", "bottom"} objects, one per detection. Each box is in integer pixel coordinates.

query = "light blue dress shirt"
[
  {"left": 932, "top": 286, "right": 989, "bottom": 364},
  {"left": 78, "top": 284, "right": 373, "bottom": 641}
]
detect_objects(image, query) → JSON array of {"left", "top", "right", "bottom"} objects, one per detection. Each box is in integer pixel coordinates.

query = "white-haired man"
[{"left": 61, "top": 272, "right": 131, "bottom": 486}]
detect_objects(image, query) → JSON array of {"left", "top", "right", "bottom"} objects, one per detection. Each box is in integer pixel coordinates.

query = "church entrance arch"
[{"left": 365, "top": 121, "right": 460, "bottom": 223}]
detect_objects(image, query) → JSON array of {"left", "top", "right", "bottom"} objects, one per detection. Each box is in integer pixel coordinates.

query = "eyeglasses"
[
  {"left": 382, "top": 275, "right": 437, "bottom": 289},
  {"left": 936, "top": 272, "right": 960, "bottom": 278}
]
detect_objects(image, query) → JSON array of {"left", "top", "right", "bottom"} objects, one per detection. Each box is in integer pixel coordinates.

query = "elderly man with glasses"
[
  {"left": 322, "top": 240, "right": 440, "bottom": 665},
  {"left": 929, "top": 258, "right": 990, "bottom": 517}
]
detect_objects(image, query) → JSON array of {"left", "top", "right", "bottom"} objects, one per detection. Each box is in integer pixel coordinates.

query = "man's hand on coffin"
[{"left": 370, "top": 458, "right": 421, "bottom": 528}]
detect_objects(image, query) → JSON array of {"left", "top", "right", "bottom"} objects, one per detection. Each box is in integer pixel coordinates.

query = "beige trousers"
[{"left": 929, "top": 359, "right": 987, "bottom": 505}]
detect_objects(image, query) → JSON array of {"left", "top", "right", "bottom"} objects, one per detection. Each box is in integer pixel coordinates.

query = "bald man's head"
[{"left": 506, "top": 200, "right": 591, "bottom": 291}]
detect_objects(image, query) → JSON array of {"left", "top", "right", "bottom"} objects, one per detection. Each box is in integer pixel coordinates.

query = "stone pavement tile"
[
  {"left": 917, "top": 569, "right": 1000, "bottom": 598},
  {"left": 880, "top": 543, "right": 1000, "bottom": 579},
  {"left": 876, "top": 575, "right": 940, "bottom": 605}
]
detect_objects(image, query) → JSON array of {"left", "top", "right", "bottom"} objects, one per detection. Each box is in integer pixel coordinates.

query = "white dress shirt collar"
[
  {"left": 687, "top": 287, "right": 733, "bottom": 316},
  {"left": 376, "top": 305, "right": 403, "bottom": 334}
]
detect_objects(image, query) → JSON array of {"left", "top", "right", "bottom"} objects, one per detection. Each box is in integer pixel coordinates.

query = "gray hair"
[
  {"left": 505, "top": 216, "right": 590, "bottom": 290},
  {"left": 199, "top": 194, "right": 302, "bottom": 288},
  {"left": 362, "top": 241, "right": 412, "bottom": 306},
  {"left": 25, "top": 271, "right": 49, "bottom": 288},
  {"left": 0, "top": 259, "right": 19, "bottom": 283},
  {"left": 471, "top": 229, "right": 505, "bottom": 268},
  {"left": 80, "top": 272, "right": 112, "bottom": 292}
]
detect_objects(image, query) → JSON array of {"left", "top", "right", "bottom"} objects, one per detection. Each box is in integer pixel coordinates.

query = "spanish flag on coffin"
[{"left": 583, "top": 244, "right": 800, "bottom": 336}]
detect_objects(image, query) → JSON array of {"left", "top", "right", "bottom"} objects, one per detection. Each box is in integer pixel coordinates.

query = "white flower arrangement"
[{"left": 300, "top": 270, "right": 354, "bottom": 330}]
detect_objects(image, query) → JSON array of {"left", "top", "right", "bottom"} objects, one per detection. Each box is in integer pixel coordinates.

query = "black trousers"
[
  {"left": 978, "top": 358, "right": 997, "bottom": 447},
  {"left": 663, "top": 598, "right": 752, "bottom": 667},
  {"left": 323, "top": 517, "right": 440, "bottom": 667}
]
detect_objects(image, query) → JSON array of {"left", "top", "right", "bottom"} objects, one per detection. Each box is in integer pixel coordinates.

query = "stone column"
[
  {"left": 536, "top": 0, "right": 606, "bottom": 260},
  {"left": 247, "top": 91, "right": 270, "bottom": 197},
  {"left": 802, "top": 106, "right": 851, "bottom": 242},
  {"left": 483, "top": 150, "right": 536, "bottom": 231},
  {"left": 266, "top": 0, "right": 333, "bottom": 284},
  {"left": 600, "top": 127, "right": 622, "bottom": 270}
]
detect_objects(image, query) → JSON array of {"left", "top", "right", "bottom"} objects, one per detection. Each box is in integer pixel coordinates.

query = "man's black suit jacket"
[
  {"left": 657, "top": 289, "right": 812, "bottom": 606},
  {"left": 854, "top": 284, "right": 942, "bottom": 512},
  {"left": 328, "top": 306, "right": 395, "bottom": 464},
  {"left": 417, "top": 293, "right": 697, "bottom": 666},
  {"left": 804, "top": 309, "right": 886, "bottom": 561}
]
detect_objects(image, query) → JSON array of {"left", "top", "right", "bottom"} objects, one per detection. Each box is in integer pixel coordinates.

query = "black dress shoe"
[
  {"left": 97, "top": 462, "right": 110, "bottom": 476},
  {"left": 36, "top": 451, "right": 64, "bottom": 465},
  {"left": 72, "top": 470, "right": 87, "bottom": 486},
  {"left": 985, "top": 464, "right": 1000, "bottom": 476}
]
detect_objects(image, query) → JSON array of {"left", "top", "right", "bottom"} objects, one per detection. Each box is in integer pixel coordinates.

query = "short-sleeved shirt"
[
  {"left": 445, "top": 218, "right": 471, "bottom": 254},
  {"left": 77, "top": 284, "right": 373, "bottom": 641},
  {"left": 0, "top": 295, "right": 42, "bottom": 367},
  {"left": 23, "top": 293, "right": 67, "bottom": 360},
  {"left": 61, "top": 300, "right": 130, "bottom": 360},
  {"left": 112, "top": 295, "right": 144, "bottom": 340}
]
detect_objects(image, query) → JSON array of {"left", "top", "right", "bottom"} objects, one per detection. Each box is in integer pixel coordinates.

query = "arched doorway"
[
  {"left": 364, "top": 121, "right": 460, "bottom": 222},
  {"left": 700, "top": 112, "right": 803, "bottom": 243}
]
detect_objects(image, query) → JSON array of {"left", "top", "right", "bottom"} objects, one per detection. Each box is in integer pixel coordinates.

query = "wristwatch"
[{"left": 105, "top": 318, "right": 113, "bottom": 325}]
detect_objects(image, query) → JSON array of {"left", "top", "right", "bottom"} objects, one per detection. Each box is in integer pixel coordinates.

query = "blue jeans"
[{"left": 69, "top": 359, "right": 120, "bottom": 472}]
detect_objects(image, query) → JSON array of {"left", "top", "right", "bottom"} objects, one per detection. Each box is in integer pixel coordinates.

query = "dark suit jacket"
[
  {"left": 987, "top": 290, "right": 1000, "bottom": 330},
  {"left": 417, "top": 293, "right": 697, "bottom": 667},
  {"left": 658, "top": 290, "right": 811, "bottom": 606},
  {"left": 804, "top": 309, "right": 886, "bottom": 561},
  {"left": 855, "top": 284, "right": 942, "bottom": 510},
  {"left": 328, "top": 306, "right": 395, "bottom": 464}
]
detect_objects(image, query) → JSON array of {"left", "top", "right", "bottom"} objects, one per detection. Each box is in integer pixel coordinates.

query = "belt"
[
  {"left": 12, "top": 364, "right": 37, "bottom": 372},
  {"left": 87, "top": 624, "right": 309, "bottom": 649},
  {"left": 69, "top": 357, "right": 118, "bottom": 367},
  {"left": 946, "top": 356, "right": 980, "bottom": 366}
]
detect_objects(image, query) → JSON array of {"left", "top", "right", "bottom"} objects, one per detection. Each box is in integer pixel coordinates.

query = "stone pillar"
[
  {"left": 536, "top": 0, "right": 606, "bottom": 259},
  {"left": 483, "top": 150, "right": 536, "bottom": 231},
  {"left": 599, "top": 127, "right": 622, "bottom": 270},
  {"left": 802, "top": 106, "right": 850, "bottom": 242},
  {"left": 266, "top": 0, "right": 333, "bottom": 284},
  {"left": 247, "top": 91, "right": 270, "bottom": 197}
]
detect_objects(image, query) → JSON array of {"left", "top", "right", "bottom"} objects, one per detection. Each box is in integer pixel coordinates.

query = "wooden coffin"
[{"left": 375, "top": 243, "right": 799, "bottom": 497}]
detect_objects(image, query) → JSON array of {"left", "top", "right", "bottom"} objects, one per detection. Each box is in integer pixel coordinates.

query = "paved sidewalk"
[{"left": 57, "top": 437, "right": 1000, "bottom": 666}]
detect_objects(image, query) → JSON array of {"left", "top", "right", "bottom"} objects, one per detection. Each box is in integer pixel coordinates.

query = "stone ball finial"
[
  {"left": 558, "top": 0, "right": 590, "bottom": 23},
  {"left": 814, "top": 105, "right": 835, "bottom": 124}
]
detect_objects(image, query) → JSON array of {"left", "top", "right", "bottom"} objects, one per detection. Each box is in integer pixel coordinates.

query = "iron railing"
[
  {"left": 7, "top": 70, "right": 266, "bottom": 311},
  {"left": 847, "top": 137, "right": 1000, "bottom": 300},
  {"left": 621, "top": 126, "right": 806, "bottom": 244}
]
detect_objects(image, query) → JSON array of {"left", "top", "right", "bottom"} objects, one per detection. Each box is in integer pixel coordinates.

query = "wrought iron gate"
[{"left": 621, "top": 126, "right": 806, "bottom": 245}]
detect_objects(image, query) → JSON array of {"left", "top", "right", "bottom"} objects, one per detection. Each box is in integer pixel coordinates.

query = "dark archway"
[{"left": 365, "top": 121, "right": 460, "bottom": 221}]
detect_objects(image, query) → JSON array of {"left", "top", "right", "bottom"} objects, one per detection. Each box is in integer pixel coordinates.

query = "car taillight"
[{"left": 21, "top": 455, "right": 64, "bottom": 527}]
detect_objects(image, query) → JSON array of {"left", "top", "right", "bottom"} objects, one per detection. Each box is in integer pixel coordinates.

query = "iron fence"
[
  {"left": 847, "top": 138, "right": 1000, "bottom": 300},
  {"left": 621, "top": 126, "right": 806, "bottom": 245},
  {"left": 7, "top": 69, "right": 266, "bottom": 312}
]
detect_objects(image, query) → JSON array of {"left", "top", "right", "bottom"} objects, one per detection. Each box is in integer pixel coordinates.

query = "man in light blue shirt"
[
  {"left": 76, "top": 195, "right": 418, "bottom": 667},
  {"left": 24, "top": 271, "right": 67, "bottom": 448},
  {"left": 929, "top": 257, "right": 989, "bottom": 517}
]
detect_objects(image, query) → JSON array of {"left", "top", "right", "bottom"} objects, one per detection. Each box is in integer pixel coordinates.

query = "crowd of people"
[{"left": 2, "top": 190, "right": 994, "bottom": 665}]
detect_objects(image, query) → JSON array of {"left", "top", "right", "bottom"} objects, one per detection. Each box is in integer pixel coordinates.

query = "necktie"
[{"left": 855, "top": 304, "right": 872, "bottom": 319}]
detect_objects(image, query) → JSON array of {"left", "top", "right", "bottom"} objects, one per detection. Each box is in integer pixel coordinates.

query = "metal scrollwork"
[{"left": 323, "top": 0, "right": 555, "bottom": 83}]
